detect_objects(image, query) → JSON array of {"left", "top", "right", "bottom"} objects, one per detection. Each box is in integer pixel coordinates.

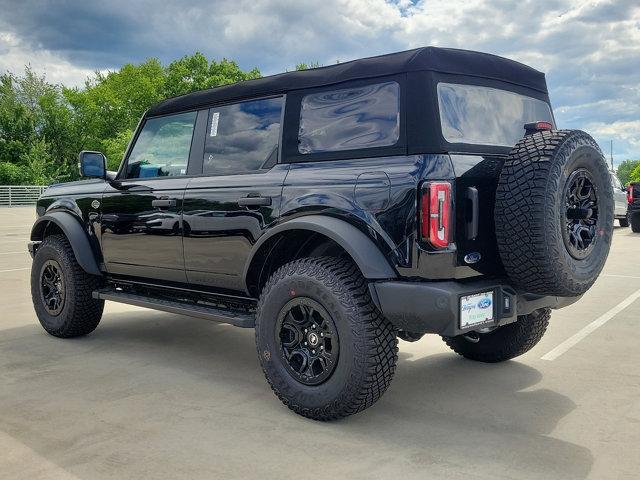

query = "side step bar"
[{"left": 93, "top": 289, "right": 255, "bottom": 328}]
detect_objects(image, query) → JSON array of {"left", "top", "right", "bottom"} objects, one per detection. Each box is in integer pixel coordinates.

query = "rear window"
[
  {"left": 298, "top": 81, "right": 400, "bottom": 154},
  {"left": 437, "top": 83, "right": 554, "bottom": 147}
]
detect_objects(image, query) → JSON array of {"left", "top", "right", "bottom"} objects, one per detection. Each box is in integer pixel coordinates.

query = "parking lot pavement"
[{"left": 1, "top": 206, "right": 639, "bottom": 480}]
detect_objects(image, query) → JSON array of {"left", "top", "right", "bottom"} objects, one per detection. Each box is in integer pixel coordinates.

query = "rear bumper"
[{"left": 369, "top": 278, "right": 580, "bottom": 337}]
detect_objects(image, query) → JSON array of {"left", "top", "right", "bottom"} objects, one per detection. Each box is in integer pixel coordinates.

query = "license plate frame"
[{"left": 459, "top": 290, "right": 495, "bottom": 329}]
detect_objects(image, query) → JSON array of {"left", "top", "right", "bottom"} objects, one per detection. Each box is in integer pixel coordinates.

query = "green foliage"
[
  {"left": 0, "top": 161, "right": 28, "bottom": 184},
  {"left": 102, "top": 129, "right": 134, "bottom": 171},
  {"left": 295, "top": 62, "right": 321, "bottom": 71},
  {"left": 20, "top": 138, "right": 71, "bottom": 185},
  {"left": 617, "top": 159, "right": 640, "bottom": 185},
  {"left": 0, "top": 53, "right": 261, "bottom": 185},
  {"left": 629, "top": 163, "right": 640, "bottom": 183},
  {"left": 164, "top": 54, "right": 260, "bottom": 97}
]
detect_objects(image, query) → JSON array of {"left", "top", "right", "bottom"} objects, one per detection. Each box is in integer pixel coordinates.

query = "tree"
[
  {"left": 617, "top": 160, "right": 640, "bottom": 186},
  {"left": 20, "top": 138, "right": 71, "bottom": 185},
  {"left": 0, "top": 74, "right": 35, "bottom": 164},
  {"left": 102, "top": 129, "right": 134, "bottom": 171},
  {"left": 164, "top": 53, "right": 260, "bottom": 97},
  {"left": 0, "top": 53, "right": 261, "bottom": 185},
  {"left": 295, "top": 62, "right": 321, "bottom": 71},
  {"left": 630, "top": 163, "right": 640, "bottom": 184}
]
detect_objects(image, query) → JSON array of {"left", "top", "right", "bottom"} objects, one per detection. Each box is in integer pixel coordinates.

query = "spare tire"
[{"left": 495, "top": 130, "right": 613, "bottom": 297}]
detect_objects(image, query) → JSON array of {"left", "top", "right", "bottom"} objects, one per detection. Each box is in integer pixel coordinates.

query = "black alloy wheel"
[
  {"left": 563, "top": 169, "right": 599, "bottom": 259},
  {"left": 40, "top": 259, "right": 65, "bottom": 316},
  {"left": 276, "top": 297, "right": 339, "bottom": 386}
]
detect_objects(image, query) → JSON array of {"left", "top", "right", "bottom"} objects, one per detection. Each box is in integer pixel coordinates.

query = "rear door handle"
[
  {"left": 152, "top": 198, "right": 176, "bottom": 209},
  {"left": 466, "top": 187, "right": 479, "bottom": 240},
  {"left": 237, "top": 196, "right": 272, "bottom": 207}
]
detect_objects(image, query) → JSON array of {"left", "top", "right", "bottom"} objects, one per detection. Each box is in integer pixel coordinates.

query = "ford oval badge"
[
  {"left": 464, "top": 252, "right": 481, "bottom": 264},
  {"left": 477, "top": 298, "right": 492, "bottom": 309}
]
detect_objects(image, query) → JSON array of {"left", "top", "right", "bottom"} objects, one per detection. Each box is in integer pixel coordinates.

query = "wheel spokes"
[{"left": 276, "top": 298, "right": 340, "bottom": 386}]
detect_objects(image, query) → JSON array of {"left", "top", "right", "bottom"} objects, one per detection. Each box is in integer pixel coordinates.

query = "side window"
[
  {"left": 203, "top": 97, "right": 283, "bottom": 176},
  {"left": 126, "top": 111, "right": 197, "bottom": 179},
  {"left": 298, "top": 81, "right": 400, "bottom": 154}
]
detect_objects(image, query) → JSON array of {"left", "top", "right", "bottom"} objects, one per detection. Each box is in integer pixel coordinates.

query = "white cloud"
[{"left": 0, "top": 31, "right": 97, "bottom": 87}]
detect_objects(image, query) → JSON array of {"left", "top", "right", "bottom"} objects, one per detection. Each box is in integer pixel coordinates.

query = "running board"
[{"left": 93, "top": 289, "right": 255, "bottom": 328}]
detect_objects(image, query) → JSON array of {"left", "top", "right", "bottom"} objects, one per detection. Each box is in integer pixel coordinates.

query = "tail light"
[
  {"left": 629, "top": 185, "right": 634, "bottom": 204},
  {"left": 420, "top": 182, "right": 452, "bottom": 249}
]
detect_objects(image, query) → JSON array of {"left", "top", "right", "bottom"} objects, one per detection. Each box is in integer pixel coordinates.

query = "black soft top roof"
[{"left": 147, "top": 47, "right": 547, "bottom": 116}]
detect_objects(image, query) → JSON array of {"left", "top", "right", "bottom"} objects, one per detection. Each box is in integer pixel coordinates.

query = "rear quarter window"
[
  {"left": 437, "top": 83, "right": 553, "bottom": 147},
  {"left": 298, "top": 81, "right": 400, "bottom": 154}
]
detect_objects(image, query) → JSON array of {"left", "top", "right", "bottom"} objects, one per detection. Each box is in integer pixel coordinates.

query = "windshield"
[{"left": 437, "top": 83, "right": 554, "bottom": 147}]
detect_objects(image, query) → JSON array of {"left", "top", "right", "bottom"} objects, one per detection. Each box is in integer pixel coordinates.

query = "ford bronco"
[{"left": 29, "top": 47, "right": 614, "bottom": 420}]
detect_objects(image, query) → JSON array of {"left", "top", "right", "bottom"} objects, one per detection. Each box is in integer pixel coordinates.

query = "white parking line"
[
  {"left": 0, "top": 267, "right": 29, "bottom": 273},
  {"left": 541, "top": 288, "right": 640, "bottom": 361},
  {"left": 602, "top": 274, "right": 640, "bottom": 280},
  {"left": 0, "top": 251, "right": 27, "bottom": 255}
]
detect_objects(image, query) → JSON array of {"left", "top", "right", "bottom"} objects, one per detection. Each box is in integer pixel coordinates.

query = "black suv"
[
  {"left": 628, "top": 182, "right": 640, "bottom": 232},
  {"left": 29, "top": 47, "right": 614, "bottom": 420}
]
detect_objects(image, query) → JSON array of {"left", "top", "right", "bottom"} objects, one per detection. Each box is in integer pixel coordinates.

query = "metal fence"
[{"left": 0, "top": 185, "right": 47, "bottom": 207}]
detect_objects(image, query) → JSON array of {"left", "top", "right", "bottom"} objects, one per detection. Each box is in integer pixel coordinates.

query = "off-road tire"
[
  {"left": 255, "top": 257, "right": 398, "bottom": 421},
  {"left": 631, "top": 214, "right": 640, "bottom": 233},
  {"left": 31, "top": 235, "right": 104, "bottom": 337},
  {"left": 618, "top": 217, "right": 629, "bottom": 228},
  {"left": 442, "top": 308, "right": 551, "bottom": 363},
  {"left": 495, "top": 130, "right": 614, "bottom": 296}
]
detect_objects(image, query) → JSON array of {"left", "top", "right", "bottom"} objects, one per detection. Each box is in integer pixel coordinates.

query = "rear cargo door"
[{"left": 450, "top": 154, "right": 505, "bottom": 276}]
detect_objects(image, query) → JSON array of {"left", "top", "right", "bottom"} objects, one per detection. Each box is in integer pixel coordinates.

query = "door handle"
[
  {"left": 237, "top": 196, "right": 272, "bottom": 207},
  {"left": 152, "top": 198, "right": 176, "bottom": 209},
  {"left": 466, "top": 186, "right": 479, "bottom": 240},
  {"left": 126, "top": 185, "right": 153, "bottom": 192}
]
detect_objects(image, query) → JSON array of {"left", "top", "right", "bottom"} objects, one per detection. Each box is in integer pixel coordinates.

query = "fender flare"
[
  {"left": 31, "top": 212, "right": 102, "bottom": 276},
  {"left": 243, "top": 215, "right": 397, "bottom": 291}
]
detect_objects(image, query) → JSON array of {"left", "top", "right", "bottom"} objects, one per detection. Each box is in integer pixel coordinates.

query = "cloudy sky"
[{"left": 1, "top": 0, "right": 638, "bottom": 164}]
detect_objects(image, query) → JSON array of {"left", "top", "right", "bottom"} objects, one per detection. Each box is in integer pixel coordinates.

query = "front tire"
[
  {"left": 255, "top": 257, "right": 398, "bottom": 420},
  {"left": 31, "top": 235, "right": 104, "bottom": 338},
  {"left": 618, "top": 217, "right": 629, "bottom": 228},
  {"left": 442, "top": 308, "right": 551, "bottom": 363}
]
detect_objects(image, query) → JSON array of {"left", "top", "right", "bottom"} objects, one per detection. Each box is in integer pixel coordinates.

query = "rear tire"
[
  {"left": 618, "top": 217, "right": 629, "bottom": 228},
  {"left": 495, "top": 130, "right": 613, "bottom": 296},
  {"left": 31, "top": 235, "right": 104, "bottom": 338},
  {"left": 631, "top": 214, "right": 640, "bottom": 233},
  {"left": 255, "top": 257, "right": 398, "bottom": 420},
  {"left": 442, "top": 308, "right": 550, "bottom": 363}
]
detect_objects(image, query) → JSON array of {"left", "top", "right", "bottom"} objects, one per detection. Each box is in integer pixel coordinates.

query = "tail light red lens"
[
  {"left": 629, "top": 185, "right": 634, "bottom": 204},
  {"left": 420, "top": 182, "right": 451, "bottom": 249}
]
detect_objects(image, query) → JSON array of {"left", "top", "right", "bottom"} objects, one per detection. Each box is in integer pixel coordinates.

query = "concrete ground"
[{"left": 1, "top": 206, "right": 639, "bottom": 480}]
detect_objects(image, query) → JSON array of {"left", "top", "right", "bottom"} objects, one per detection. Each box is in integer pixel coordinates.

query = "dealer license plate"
[{"left": 460, "top": 291, "right": 494, "bottom": 329}]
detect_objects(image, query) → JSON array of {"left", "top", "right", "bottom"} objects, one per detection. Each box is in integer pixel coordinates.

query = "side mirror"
[{"left": 78, "top": 151, "right": 107, "bottom": 179}]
